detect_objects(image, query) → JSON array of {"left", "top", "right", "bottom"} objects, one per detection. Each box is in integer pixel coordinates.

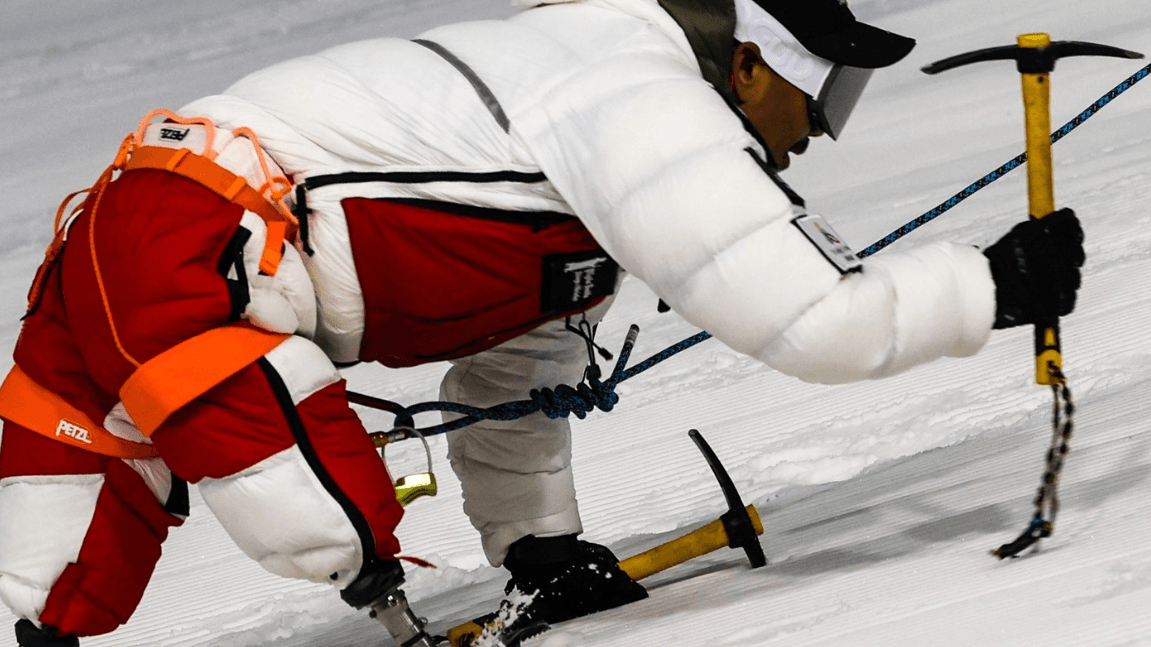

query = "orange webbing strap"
[
  {"left": 123, "top": 146, "right": 294, "bottom": 275},
  {"left": 120, "top": 323, "right": 290, "bottom": 437},
  {"left": 0, "top": 365, "right": 159, "bottom": 459}
]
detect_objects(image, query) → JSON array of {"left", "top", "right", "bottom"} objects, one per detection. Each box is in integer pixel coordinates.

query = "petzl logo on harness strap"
[
  {"left": 542, "top": 251, "right": 619, "bottom": 313},
  {"left": 159, "top": 127, "right": 190, "bottom": 142},
  {"left": 0, "top": 365, "right": 159, "bottom": 459},
  {"left": 55, "top": 419, "right": 92, "bottom": 444}
]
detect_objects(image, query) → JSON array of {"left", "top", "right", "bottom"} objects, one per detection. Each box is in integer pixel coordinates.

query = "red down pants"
[{"left": 0, "top": 169, "right": 402, "bottom": 638}]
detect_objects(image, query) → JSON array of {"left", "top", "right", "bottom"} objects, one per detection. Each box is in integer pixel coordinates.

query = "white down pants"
[{"left": 440, "top": 296, "right": 616, "bottom": 566}]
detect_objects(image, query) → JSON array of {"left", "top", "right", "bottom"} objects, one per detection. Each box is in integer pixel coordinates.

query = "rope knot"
[{"left": 530, "top": 379, "right": 619, "bottom": 420}]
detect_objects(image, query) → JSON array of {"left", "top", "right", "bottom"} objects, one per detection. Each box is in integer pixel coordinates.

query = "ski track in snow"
[{"left": 2, "top": 0, "right": 1151, "bottom": 645}]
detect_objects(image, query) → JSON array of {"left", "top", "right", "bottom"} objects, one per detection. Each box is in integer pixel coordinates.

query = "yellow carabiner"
[{"left": 378, "top": 425, "right": 439, "bottom": 507}]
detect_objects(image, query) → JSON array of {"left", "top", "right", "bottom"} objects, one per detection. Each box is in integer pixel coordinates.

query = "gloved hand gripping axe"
[
  {"left": 923, "top": 34, "right": 1141, "bottom": 384},
  {"left": 923, "top": 35, "right": 1142, "bottom": 558}
]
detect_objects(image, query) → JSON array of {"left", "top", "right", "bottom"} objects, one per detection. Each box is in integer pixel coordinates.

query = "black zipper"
[{"left": 292, "top": 169, "right": 554, "bottom": 254}]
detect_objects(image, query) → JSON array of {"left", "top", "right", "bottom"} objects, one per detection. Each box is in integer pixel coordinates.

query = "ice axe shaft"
[
  {"left": 618, "top": 503, "right": 763, "bottom": 580},
  {"left": 923, "top": 34, "right": 1142, "bottom": 385}
]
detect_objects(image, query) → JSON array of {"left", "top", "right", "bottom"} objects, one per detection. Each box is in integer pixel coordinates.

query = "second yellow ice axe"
[
  {"left": 446, "top": 429, "right": 765, "bottom": 646},
  {"left": 618, "top": 429, "right": 766, "bottom": 580},
  {"left": 923, "top": 35, "right": 1142, "bottom": 384}
]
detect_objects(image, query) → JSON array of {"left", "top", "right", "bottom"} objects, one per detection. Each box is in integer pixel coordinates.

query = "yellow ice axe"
[
  {"left": 620, "top": 429, "right": 766, "bottom": 579},
  {"left": 446, "top": 430, "right": 766, "bottom": 646},
  {"left": 923, "top": 35, "right": 1141, "bottom": 384}
]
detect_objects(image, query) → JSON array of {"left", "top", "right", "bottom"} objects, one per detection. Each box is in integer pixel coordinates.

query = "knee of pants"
[
  {"left": 191, "top": 345, "right": 403, "bottom": 589},
  {"left": 199, "top": 445, "right": 369, "bottom": 587},
  {"left": 0, "top": 458, "right": 182, "bottom": 638},
  {"left": 149, "top": 335, "right": 402, "bottom": 583}
]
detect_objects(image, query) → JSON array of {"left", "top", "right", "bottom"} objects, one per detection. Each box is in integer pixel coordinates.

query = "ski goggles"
[{"left": 806, "top": 64, "right": 874, "bottom": 140}]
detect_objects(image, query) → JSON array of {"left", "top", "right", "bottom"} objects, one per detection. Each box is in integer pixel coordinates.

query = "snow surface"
[{"left": 2, "top": 1, "right": 1150, "bottom": 645}]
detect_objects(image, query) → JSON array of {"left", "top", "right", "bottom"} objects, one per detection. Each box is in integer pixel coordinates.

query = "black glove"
[{"left": 983, "top": 208, "right": 1085, "bottom": 330}]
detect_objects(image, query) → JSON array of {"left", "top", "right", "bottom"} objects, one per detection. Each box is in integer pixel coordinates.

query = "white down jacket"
[{"left": 182, "top": 0, "right": 996, "bottom": 384}]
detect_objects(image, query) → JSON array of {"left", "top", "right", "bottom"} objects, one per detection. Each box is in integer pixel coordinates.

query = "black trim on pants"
[{"left": 256, "top": 358, "right": 380, "bottom": 567}]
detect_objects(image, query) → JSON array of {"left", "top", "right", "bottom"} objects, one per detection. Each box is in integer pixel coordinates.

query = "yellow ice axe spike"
[{"left": 923, "top": 35, "right": 1142, "bottom": 384}]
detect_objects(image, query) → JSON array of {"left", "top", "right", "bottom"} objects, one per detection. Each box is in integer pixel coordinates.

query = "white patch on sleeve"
[{"left": 792, "top": 214, "right": 862, "bottom": 274}]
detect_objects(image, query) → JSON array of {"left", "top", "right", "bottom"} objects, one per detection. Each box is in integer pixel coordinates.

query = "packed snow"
[{"left": 2, "top": 0, "right": 1150, "bottom": 645}]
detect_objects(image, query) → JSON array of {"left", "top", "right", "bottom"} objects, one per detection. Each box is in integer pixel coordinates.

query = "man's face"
[{"left": 731, "top": 43, "right": 822, "bottom": 170}]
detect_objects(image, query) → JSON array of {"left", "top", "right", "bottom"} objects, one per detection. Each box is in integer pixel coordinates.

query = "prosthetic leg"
[{"left": 340, "top": 561, "right": 435, "bottom": 647}]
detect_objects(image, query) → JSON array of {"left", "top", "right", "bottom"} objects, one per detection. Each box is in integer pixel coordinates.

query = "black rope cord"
[
  {"left": 993, "top": 371, "right": 1075, "bottom": 558},
  {"left": 370, "top": 326, "right": 715, "bottom": 442}
]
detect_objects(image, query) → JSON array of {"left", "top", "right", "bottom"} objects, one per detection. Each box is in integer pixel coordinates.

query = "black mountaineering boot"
[
  {"left": 14, "top": 620, "right": 79, "bottom": 647},
  {"left": 503, "top": 534, "right": 648, "bottom": 624}
]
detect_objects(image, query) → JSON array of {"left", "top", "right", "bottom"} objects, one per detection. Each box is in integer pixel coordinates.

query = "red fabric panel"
[
  {"left": 46, "top": 169, "right": 295, "bottom": 482},
  {"left": 38, "top": 460, "right": 183, "bottom": 637},
  {"left": 60, "top": 169, "right": 243, "bottom": 394},
  {"left": 294, "top": 379, "right": 404, "bottom": 560},
  {"left": 0, "top": 423, "right": 107, "bottom": 478},
  {"left": 149, "top": 362, "right": 295, "bottom": 482},
  {"left": 0, "top": 168, "right": 275, "bottom": 637},
  {"left": 343, "top": 198, "right": 605, "bottom": 367},
  {"left": 13, "top": 217, "right": 120, "bottom": 430}
]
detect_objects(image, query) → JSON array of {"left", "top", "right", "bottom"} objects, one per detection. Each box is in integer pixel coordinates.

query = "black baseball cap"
[
  {"left": 751, "top": 0, "right": 915, "bottom": 69},
  {"left": 734, "top": 0, "right": 914, "bottom": 138}
]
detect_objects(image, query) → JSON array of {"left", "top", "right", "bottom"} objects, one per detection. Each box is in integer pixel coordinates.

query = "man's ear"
[{"left": 730, "top": 42, "right": 765, "bottom": 104}]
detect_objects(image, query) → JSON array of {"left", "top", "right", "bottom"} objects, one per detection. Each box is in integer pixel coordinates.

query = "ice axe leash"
[
  {"left": 923, "top": 34, "right": 1142, "bottom": 558},
  {"left": 444, "top": 429, "right": 765, "bottom": 647}
]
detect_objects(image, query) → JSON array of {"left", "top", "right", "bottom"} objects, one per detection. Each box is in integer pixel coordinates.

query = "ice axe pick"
[
  {"left": 923, "top": 35, "right": 1142, "bottom": 385},
  {"left": 616, "top": 429, "right": 767, "bottom": 580}
]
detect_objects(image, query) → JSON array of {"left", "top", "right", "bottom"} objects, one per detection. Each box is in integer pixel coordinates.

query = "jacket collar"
[{"left": 655, "top": 0, "right": 737, "bottom": 101}]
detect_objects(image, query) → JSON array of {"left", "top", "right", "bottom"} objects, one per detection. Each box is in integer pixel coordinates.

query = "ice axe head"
[
  {"left": 921, "top": 36, "right": 1142, "bottom": 75},
  {"left": 921, "top": 35, "right": 1142, "bottom": 385},
  {"left": 689, "top": 429, "right": 767, "bottom": 568},
  {"left": 616, "top": 430, "right": 766, "bottom": 582}
]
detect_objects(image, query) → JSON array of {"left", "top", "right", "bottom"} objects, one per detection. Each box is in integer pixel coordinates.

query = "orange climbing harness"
[{"left": 0, "top": 110, "right": 297, "bottom": 458}]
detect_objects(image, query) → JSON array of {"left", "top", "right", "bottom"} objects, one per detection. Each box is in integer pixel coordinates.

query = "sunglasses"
[{"left": 806, "top": 65, "right": 874, "bottom": 140}]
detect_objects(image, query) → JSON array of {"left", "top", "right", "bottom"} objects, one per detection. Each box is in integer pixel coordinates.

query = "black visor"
[{"left": 808, "top": 65, "right": 873, "bottom": 140}]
